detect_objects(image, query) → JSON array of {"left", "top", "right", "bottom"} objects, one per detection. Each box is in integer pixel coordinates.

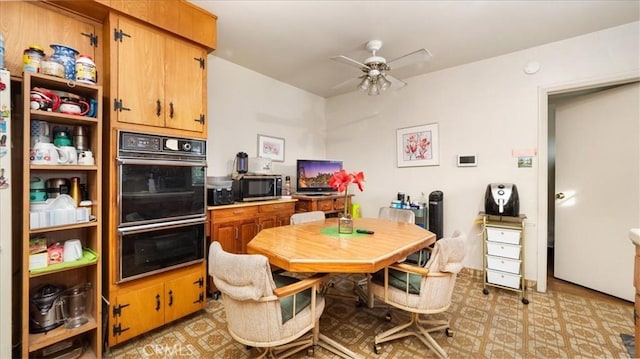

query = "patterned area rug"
[{"left": 105, "top": 270, "right": 634, "bottom": 358}]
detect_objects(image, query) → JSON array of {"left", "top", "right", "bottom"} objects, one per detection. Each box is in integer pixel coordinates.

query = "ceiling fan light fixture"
[
  {"left": 379, "top": 74, "right": 392, "bottom": 91},
  {"left": 368, "top": 80, "right": 380, "bottom": 96},
  {"left": 358, "top": 76, "right": 371, "bottom": 91}
]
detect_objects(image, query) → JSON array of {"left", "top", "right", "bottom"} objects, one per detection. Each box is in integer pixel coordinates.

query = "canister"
[
  {"left": 23, "top": 45, "right": 45, "bottom": 73},
  {"left": 75, "top": 55, "right": 96, "bottom": 84},
  {"left": 41, "top": 57, "right": 65, "bottom": 78}
]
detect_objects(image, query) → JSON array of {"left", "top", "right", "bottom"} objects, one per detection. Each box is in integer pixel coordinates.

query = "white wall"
[
  {"left": 207, "top": 22, "right": 639, "bottom": 283},
  {"left": 206, "top": 56, "right": 326, "bottom": 180},
  {"left": 325, "top": 21, "right": 640, "bottom": 279}
]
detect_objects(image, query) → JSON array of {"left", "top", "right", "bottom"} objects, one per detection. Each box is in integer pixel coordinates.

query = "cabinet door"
[
  {"left": 115, "top": 16, "right": 165, "bottom": 127},
  {"left": 238, "top": 219, "right": 258, "bottom": 254},
  {"left": 113, "top": 283, "right": 164, "bottom": 345},
  {"left": 165, "top": 269, "right": 206, "bottom": 323},
  {"left": 0, "top": 2, "right": 97, "bottom": 76},
  {"left": 213, "top": 222, "right": 237, "bottom": 253},
  {"left": 165, "top": 37, "right": 206, "bottom": 133},
  {"left": 259, "top": 214, "right": 277, "bottom": 232}
]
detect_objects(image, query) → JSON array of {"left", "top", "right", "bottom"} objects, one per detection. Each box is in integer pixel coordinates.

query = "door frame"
[{"left": 536, "top": 70, "right": 640, "bottom": 292}]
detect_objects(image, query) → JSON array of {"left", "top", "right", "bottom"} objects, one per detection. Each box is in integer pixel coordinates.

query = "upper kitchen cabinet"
[
  {"left": 109, "top": 15, "right": 208, "bottom": 137},
  {"left": 0, "top": 1, "right": 102, "bottom": 79}
]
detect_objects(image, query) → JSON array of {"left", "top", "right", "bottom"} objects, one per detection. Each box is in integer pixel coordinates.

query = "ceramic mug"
[
  {"left": 60, "top": 146, "right": 77, "bottom": 165},
  {"left": 78, "top": 151, "right": 94, "bottom": 166},
  {"left": 63, "top": 239, "right": 83, "bottom": 262},
  {"left": 30, "top": 142, "right": 68, "bottom": 165}
]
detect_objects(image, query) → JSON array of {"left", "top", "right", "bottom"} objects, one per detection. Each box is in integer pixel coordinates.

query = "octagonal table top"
[{"left": 247, "top": 217, "right": 436, "bottom": 273}]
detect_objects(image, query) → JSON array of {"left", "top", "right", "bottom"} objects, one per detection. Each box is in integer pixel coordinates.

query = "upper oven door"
[{"left": 118, "top": 158, "right": 206, "bottom": 226}]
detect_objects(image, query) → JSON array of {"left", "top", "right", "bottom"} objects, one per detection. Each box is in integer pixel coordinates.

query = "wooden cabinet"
[
  {"left": 480, "top": 213, "right": 528, "bottom": 304},
  {"left": 208, "top": 200, "right": 296, "bottom": 294},
  {"left": 0, "top": 1, "right": 102, "bottom": 80},
  {"left": 110, "top": 265, "right": 205, "bottom": 345},
  {"left": 109, "top": 15, "right": 207, "bottom": 137},
  {"left": 21, "top": 73, "right": 103, "bottom": 358},
  {"left": 293, "top": 194, "right": 353, "bottom": 217}
]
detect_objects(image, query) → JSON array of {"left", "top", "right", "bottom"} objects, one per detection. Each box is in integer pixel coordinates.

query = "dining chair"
[
  {"left": 208, "top": 241, "right": 328, "bottom": 358},
  {"left": 290, "top": 211, "right": 326, "bottom": 224},
  {"left": 368, "top": 230, "right": 466, "bottom": 358}
]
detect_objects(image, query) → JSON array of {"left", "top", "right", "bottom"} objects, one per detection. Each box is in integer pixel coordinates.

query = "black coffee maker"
[{"left": 235, "top": 152, "right": 248, "bottom": 174}]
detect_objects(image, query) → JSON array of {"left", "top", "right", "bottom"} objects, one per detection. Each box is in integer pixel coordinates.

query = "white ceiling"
[{"left": 190, "top": 1, "right": 639, "bottom": 98}]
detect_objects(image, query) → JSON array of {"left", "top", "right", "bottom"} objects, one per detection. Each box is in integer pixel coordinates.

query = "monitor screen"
[{"left": 296, "top": 159, "right": 343, "bottom": 194}]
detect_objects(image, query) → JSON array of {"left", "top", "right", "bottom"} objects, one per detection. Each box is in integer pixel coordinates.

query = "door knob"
[{"left": 555, "top": 193, "right": 565, "bottom": 200}]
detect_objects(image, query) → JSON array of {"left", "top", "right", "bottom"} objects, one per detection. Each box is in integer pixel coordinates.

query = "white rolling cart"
[{"left": 480, "top": 213, "right": 529, "bottom": 304}]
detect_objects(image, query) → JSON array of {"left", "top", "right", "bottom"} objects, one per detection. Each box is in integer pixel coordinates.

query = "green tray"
[{"left": 30, "top": 248, "right": 99, "bottom": 274}]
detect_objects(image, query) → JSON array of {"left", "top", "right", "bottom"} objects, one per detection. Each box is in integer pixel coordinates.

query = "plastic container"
[
  {"left": 0, "top": 33, "right": 5, "bottom": 69},
  {"left": 75, "top": 54, "right": 96, "bottom": 84},
  {"left": 23, "top": 45, "right": 45, "bottom": 73}
]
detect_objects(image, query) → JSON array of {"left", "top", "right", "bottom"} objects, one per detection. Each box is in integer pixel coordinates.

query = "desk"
[
  {"left": 247, "top": 218, "right": 435, "bottom": 358},
  {"left": 247, "top": 217, "right": 436, "bottom": 273}
]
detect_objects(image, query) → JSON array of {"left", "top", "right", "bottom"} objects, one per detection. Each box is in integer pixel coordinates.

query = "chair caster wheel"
[
  {"left": 307, "top": 347, "right": 314, "bottom": 356},
  {"left": 212, "top": 291, "right": 221, "bottom": 300},
  {"left": 385, "top": 313, "right": 391, "bottom": 321},
  {"left": 445, "top": 328, "right": 454, "bottom": 337},
  {"left": 482, "top": 288, "right": 489, "bottom": 295},
  {"left": 373, "top": 344, "right": 382, "bottom": 354},
  {"left": 355, "top": 298, "right": 364, "bottom": 307},
  {"left": 522, "top": 297, "right": 529, "bottom": 305}
]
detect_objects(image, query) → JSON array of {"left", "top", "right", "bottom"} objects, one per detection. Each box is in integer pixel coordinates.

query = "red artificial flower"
[{"left": 329, "top": 169, "right": 365, "bottom": 193}]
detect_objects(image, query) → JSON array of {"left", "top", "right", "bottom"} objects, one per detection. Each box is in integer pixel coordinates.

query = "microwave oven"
[{"left": 232, "top": 174, "right": 282, "bottom": 202}]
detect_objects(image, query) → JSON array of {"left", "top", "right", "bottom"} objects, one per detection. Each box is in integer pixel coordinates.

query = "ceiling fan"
[{"left": 331, "top": 40, "right": 432, "bottom": 96}]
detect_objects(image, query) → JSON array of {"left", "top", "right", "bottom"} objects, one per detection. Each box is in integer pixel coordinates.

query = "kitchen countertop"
[
  {"left": 630, "top": 228, "right": 640, "bottom": 246},
  {"left": 208, "top": 198, "right": 297, "bottom": 210}
]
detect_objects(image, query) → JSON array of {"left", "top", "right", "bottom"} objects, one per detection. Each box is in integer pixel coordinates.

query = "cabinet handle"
[
  {"left": 156, "top": 99, "right": 161, "bottom": 117},
  {"left": 234, "top": 227, "right": 238, "bottom": 239},
  {"left": 193, "top": 277, "right": 204, "bottom": 287},
  {"left": 155, "top": 294, "right": 161, "bottom": 311},
  {"left": 169, "top": 102, "right": 174, "bottom": 119},
  {"left": 168, "top": 290, "right": 173, "bottom": 307}
]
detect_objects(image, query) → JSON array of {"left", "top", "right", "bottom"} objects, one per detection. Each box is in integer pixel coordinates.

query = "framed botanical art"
[
  {"left": 257, "top": 134, "right": 285, "bottom": 162},
  {"left": 396, "top": 123, "right": 439, "bottom": 167}
]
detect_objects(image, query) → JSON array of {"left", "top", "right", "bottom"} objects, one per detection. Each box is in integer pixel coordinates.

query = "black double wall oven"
[{"left": 116, "top": 131, "right": 207, "bottom": 283}]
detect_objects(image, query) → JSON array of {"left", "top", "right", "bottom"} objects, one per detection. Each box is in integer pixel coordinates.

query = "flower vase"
[{"left": 338, "top": 214, "right": 353, "bottom": 234}]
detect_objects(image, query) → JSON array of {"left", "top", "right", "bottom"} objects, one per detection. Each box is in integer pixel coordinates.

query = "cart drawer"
[
  {"left": 487, "top": 242, "right": 521, "bottom": 259},
  {"left": 487, "top": 269, "right": 521, "bottom": 289},
  {"left": 487, "top": 255, "right": 521, "bottom": 274},
  {"left": 486, "top": 227, "right": 521, "bottom": 245}
]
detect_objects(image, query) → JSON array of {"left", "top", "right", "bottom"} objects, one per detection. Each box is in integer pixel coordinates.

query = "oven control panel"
[{"left": 119, "top": 131, "right": 206, "bottom": 157}]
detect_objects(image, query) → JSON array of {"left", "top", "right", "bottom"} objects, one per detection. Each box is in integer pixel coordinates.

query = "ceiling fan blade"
[
  {"left": 331, "top": 55, "right": 369, "bottom": 70},
  {"left": 330, "top": 76, "right": 361, "bottom": 90},
  {"left": 387, "top": 48, "right": 432, "bottom": 70},
  {"left": 385, "top": 74, "right": 407, "bottom": 89}
]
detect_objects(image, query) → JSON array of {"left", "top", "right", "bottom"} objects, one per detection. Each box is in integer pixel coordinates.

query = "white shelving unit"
[{"left": 481, "top": 213, "right": 528, "bottom": 304}]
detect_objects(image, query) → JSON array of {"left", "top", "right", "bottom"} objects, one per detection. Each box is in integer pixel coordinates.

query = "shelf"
[
  {"left": 28, "top": 316, "right": 98, "bottom": 353},
  {"left": 30, "top": 110, "right": 99, "bottom": 125},
  {"left": 29, "top": 219, "right": 98, "bottom": 235},
  {"left": 30, "top": 249, "right": 99, "bottom": 277},
  {"left": 30, "top": 164, "right": 98, "bottom": 171}
]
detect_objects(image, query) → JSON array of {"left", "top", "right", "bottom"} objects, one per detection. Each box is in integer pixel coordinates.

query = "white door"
[{"left": 554, "top": 82, "right": 639, "bottom": 302}]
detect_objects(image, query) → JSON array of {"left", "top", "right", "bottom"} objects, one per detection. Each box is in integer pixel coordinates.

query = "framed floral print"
[
  {"left": 257, "top": 134, "right": 285, "bottom": 162},
  {"left": 396, "top": 123, "right": 439, "bottom": 167}
]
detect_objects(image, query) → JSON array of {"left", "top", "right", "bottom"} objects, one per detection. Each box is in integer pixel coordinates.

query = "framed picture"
[
  {"left": 396, "top": 123, "right": 439, "bottom": 167},
  {"left": 257, "top": 134, "right": 285, "bottom": 162}
]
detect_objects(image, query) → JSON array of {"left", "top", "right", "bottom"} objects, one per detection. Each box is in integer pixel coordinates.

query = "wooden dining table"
[
  {"left": 247, "top": 217, "right": 436, "bottom": 274},
  {"left": 247, "top": 217, "right": 436, "bottom": 358}
]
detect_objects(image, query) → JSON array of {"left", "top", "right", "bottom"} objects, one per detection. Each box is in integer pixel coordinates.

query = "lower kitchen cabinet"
[
  {"left": 480, "top": 213, "right": 528, "bottom": 304},
  {"left": 208, "top": 199, "right": 296, "bottom": 295},
  {"left": 293, "top": 194, "right": 353, "bottom": 217},
  {"left": 109, "top": 265, "right": 205, "bottom": 346}
]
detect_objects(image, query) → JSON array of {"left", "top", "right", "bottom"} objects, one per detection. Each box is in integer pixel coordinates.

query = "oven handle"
[
  {"left": 117, "top": 158, "right": 207, "bottom": 167},
  {"left": 118, "top": 217, "right": 207, "bottom": 235}
]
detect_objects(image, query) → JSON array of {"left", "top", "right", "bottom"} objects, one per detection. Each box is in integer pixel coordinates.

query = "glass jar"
[{"left": 23, "top": 45, "right": 45, "bottom": 73}]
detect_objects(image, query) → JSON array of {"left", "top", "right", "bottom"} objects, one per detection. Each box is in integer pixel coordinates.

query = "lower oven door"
[{"left": 117, "top": 218, "right": 206, "bottom": 283}]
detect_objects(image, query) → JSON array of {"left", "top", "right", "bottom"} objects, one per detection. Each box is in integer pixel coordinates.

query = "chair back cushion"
[
  {"left": 378, "top": 207, "right": 415, "bottom": 224},
  {"left": 290, "top": 211, "right": 326, "bottom": 224},
  {"left": 209, "top": 241, "right": 275, "bottom": 300},
  {"left": 425, "top": 230, "right": 466, "bottom": 274}
]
